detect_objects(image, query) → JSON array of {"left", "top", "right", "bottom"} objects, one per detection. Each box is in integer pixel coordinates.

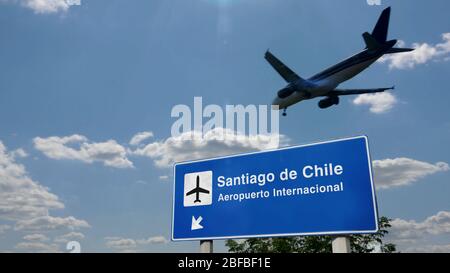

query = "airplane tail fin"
[
  {"left": 362, "top": 7, "right": 391, "bottom": 50},
  {"left": 372, "top": 7, "right": 391, "bottom": 43},
  {"left": 363, "top": 7, "right": 415, "bottom": 54}
]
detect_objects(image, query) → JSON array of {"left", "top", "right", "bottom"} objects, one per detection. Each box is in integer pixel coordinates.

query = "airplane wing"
[
  {"left": 328, "top": 86, "right": 394, "bottom": 96},
  {"left": 186, "top": 188, "right": 210, "bottom": 196},
  {"left": 265, "top": 50, "right": 302, "bottom": 83},
  {"left": 186, "top": 189, "right": 197, "bottom": 196},
  {"left": 197, "top": 188, "right": 210, "bottom": 194}
]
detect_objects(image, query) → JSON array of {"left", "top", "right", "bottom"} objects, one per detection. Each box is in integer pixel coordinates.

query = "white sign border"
[{"left": 171, "top": 135, "right": 379, "bottom": 241}]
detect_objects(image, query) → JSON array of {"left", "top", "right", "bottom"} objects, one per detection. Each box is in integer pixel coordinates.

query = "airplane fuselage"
[
  {"left": 194, "top": 192, "right": 201, "bottom": 203},
  {"left": 272, "top": 47, "right": 390, "bottom": 109}
]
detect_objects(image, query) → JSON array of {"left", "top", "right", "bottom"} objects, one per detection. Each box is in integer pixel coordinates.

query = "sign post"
[
  {"left": 332, "top": 236, "right": 351, "bottom": 253},
  {"left": 172, "top": 136, "right": 378, "bottom": 250},
  {"left": 200, "top": 240, "right": 213, "bottom": 253}
]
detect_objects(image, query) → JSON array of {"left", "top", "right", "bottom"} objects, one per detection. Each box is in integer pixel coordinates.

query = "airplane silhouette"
[
  {"left": 186, "top": 175, "right": 210, "bottom": 203},
  {"left": 267, "top": 7, "right": 414, "bottom": 115}
]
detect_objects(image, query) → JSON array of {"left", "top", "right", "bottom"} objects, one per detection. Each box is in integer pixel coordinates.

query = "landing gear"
[{"left": 282, "top": 108, "right": 287, "bottom": 116}]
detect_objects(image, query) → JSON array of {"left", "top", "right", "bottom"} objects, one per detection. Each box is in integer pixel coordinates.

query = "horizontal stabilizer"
[
  {"left": 362, "top": 32, "right": 381, "bottom": 51},
  {"left": 385, "top": 48, "right": 415, "bottom": 54}
]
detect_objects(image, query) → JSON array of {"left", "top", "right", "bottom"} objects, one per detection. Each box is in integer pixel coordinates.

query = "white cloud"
[
  {"left": 54, "top": 232, "right": 85, "bottom": 243},
  {"left": 23, "top": 233, "right": 49, "bottom": 242},
  {"left": 387, "top": 211, "right": 450, "bottom": 252},
  {"left": 135, "top": 180, "right": 148, "bottom": 185},
  {"left": 404, "top": 244, "right": 450, "bottom": 253},
  {"left": 130, "top": 128, "right": 287, "bottom": 168},
  {"left": 105, "top": 235, "right": 168, "bottom": 252},
  {"left": 34, "top": 129, "right": 286, "bottom": 170},
  {"left": 11, "top": 148, "right": 28, "bottom": 158},
  {"left": 129, "top": 131, "right": 154, "bottom": 146},
  {"left": 117, "top": 249, "right": 138, "bottom": 253},
  {"left": 373, "top": 158, "right": 449, "bottom": 189},
  {"left": 137, "top": 236, "right": 168, "bottom": 245},
  {"left": 378, "top": 33, "right": 450, "bottom": 69},
  {"left": 352, "top": 91, "right": 397, "bottom": 114},
  {"left": 105, "top": 237, "right": 137, "bottom": 250},
  {"left": 0, "top": 141, "right": 64, "bottom": 221},
  {"left": 3, "top": 0, "right": 81, "bottom": 14},
  {"left": 391, "top": 211, "right": 450, "bottom": 238},
  {"left": 0, "top": 140, "right": 89, "bottom": 252},
  {"left": 159, "top": 175, "right": 169, "bottom": 181},
  {"left": 14, "top": 241, "right": 59, "bottom": 253},
  {"left": 15, "top": 216, "right": 90, "bottom": 231},
  {"left": 0, "top": 225, "right": 11, "bottom": 234},
  {"left": 34, "top": 135, "right": 134, "bottom": 169}
]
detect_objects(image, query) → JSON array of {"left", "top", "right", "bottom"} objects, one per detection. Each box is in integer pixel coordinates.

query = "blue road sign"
[{"left": 172, "top": 136, "right": 378, "bottom": 241}]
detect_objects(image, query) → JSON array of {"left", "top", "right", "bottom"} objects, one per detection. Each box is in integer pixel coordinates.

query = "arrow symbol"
[{"left": 191, "top": 216, "right": 203, "bottom": 230}]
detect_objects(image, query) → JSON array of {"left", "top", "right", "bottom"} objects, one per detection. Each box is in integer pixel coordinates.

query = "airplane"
[
  {"left": 266, "top": 7, "right": 414, "bottom": 116},
  {"left": 186, "top": 175, "right": 210, "bottom": 203}
]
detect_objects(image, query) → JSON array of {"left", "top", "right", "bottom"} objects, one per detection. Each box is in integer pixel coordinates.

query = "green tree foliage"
[{"left": 226, "top": 216, "right": 396, "bottom": 253}]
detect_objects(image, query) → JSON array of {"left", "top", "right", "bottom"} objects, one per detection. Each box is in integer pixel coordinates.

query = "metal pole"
[
  {"left": 332, "top": 236, "right": 351, "bottom": 253},
  {"left": 200, "top": 240, "right": 213, "bottom": 253}
]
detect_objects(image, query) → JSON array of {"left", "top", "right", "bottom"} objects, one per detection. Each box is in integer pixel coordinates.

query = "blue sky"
[{"left": 0, "top": 0, "right": 449, "bottom": 252}]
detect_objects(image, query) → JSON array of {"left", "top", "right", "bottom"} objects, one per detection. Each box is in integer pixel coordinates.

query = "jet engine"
[{"left": 318, "top": 96, "right": 339, "bottom": 109}]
